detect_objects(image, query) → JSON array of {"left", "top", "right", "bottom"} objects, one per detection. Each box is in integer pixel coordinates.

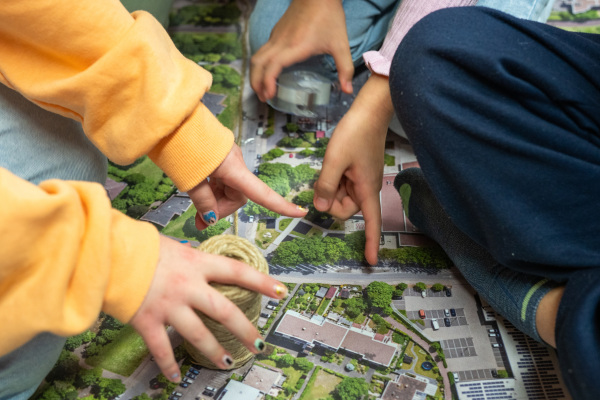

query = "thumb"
[
  {"left": 187, "top": 179, "right": 219, "bottom": 228},
  {"left": 313, "top": 154, "right": 345, "bottom": 212}
]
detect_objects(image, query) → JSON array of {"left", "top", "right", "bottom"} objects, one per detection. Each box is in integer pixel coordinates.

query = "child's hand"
[
  {"left": 188, "top": 144, "right": 307, "bottom": 228},
  {"left": 130, "top": 235, "right": 288, "bottom": 381},
  {"left": 250, "top": 0, "right": 354, "bottom": 102},
  {"left": 313, "top": 75, "right": 395, "bottom": 265}
]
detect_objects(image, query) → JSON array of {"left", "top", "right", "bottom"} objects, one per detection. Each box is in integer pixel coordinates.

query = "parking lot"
[
  {"left": 441, "top": 337, "right": 478, "bottom": 359},
  {"left": 406, "top": 308, "right": 468, "bottom": 329}
]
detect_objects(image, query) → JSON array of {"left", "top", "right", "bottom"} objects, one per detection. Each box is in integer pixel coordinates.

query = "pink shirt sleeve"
[{"left": 363, "top": 0, "right": 477, "bottom": 76}]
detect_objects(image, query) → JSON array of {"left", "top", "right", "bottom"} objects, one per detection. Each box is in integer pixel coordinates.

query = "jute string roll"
[{"left": 184, "top": 234, "right": 268, "bottom": 369}]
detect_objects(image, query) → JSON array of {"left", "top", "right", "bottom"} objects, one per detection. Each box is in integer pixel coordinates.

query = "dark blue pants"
[{"left": 389, "top": 7, "right": 600, "bottom": 398}]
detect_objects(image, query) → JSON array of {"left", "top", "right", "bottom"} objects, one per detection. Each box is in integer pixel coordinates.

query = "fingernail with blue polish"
[
  {"left": 254, "top": 338, "right": 266, "bottom": 353},
  {"left": 202, "top": 210, "right": 217, "bottom": 226},
  {"left": 170, "top": 372, "right": 180, "bottom": 382}
]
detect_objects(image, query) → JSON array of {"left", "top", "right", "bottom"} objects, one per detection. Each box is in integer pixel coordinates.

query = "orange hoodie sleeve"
[
  {"left": 0, "top": 0, "right": 234, "bottom": 192},
  {"left": 0, "top": 0, "right": 236, "bottom": 357},
  {"left": 0, "top": 168, "right": 160, "bottom": 357}
]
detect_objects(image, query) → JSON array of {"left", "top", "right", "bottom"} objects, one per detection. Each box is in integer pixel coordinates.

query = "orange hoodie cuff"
[
  {"left": 102, "top": 210, "right": 160, "bottom": 323},
  {"left": 149, "top": 103, "right": 235, "bottom": 192}
]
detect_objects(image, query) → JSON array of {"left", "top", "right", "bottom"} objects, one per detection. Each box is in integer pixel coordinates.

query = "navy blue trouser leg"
[{"left": 389, "top": 7, "right": 600, "bottom": 399}]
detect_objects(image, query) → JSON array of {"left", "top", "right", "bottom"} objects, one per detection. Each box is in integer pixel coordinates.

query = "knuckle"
[
  {"left": 187, "top": 326, "right": 208, "bottom": 346},
  {"left": 151, "top": 347, "right": 172, "bottom": 362},
  {"left": 315, "top": 179, "right": 337, "bottom": 196}
]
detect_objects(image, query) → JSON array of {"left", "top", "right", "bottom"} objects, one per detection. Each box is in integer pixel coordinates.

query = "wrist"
[{"left": 354, "top": 74, "right": 395, "bottom": 125}]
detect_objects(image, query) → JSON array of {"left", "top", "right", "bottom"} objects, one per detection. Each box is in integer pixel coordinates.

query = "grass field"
[
  {"left": 127, "top": 156, "right": 164, "bottom": 184},
  {"left": 302, "top": 369, "right": 342, "bottom": 400},
  {"left": 85, "top": 325, "right": 149, "bottom": 376},
  {"left": 161, "top": 206, "right": 197, "bottom": 239}
]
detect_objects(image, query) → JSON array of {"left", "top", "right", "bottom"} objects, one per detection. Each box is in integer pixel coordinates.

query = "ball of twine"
[{"left": 184, "top": 234, "right": 268, "bottom": 369}]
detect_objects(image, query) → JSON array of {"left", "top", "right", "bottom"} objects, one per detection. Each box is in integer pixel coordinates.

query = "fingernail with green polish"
[
  {"left": 202, "top": 210, "right": 217, "bottom": 225},
  {"left": 254, "top": 338, "right": 266, "bottom": 352},
  {"left": 222, "top": 354, "right": 234, "bottom": 368}
]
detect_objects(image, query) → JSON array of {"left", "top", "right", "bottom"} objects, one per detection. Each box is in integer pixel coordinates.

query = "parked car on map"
[
  {"left": 445, "top": 288, "right": 452, "bottom": 297},
  {"left": 419, "top": 309, "right": 426, "bottom": 319},
  {"left": 431, "top": 318, "right": 440, "bottom": 330},
  {"left": 421, "top": 290, "right": 427, "bottom": 298},
  {"left": 444, "top": 309, "right": 450, "bottom": 317},
  {"left": 450, "top": 308, "right": 457, "bottom": 317},
  {"left": 444, "top": 317, "right": 451, "bottom": 327}
]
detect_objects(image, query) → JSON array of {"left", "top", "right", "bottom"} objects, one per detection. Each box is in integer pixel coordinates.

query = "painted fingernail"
[
  {"left": 170, "top": 372, "right": 180, "bottom": 382},
  {"left": 274, "top": 284, "right": 288, "bottom": 298},
  {"left": 254, "top": 338, "right": 266, "bottom": 353},
  {"left": 202, "top": 210, "right": 217, "bottom": 226},
  {"left": 222, "top": 354, "right": 234, "bottom": 368},
  {"left": 297, "top": 205, "right": 308, "bottom": 212}
]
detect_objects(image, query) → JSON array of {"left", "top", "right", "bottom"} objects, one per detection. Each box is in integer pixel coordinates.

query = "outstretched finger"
[
  {"left": 226, "top": 169, "right": 308, "bottom": 218},
  {"left": 168, "top": 307, "right": 234, "bottom": 369},
  {"left": 137, "top": 324, "right": 181, "bottom": 383},
  {"left": 190, "top": 285, "right": 267, "bottom": 357},
  {"left": 201, "top": 252, "right": 289, "bottom": 299},
  {"left": 188, "top": 179, "right": 219, "bottom": 228},
  {"left": 359, "top": 194, "right": 382, "bottom": 265}
]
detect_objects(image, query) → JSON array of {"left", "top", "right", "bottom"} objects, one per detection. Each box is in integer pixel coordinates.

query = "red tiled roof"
[
  {"left": 381, "top": 375, "right": 427, "bottom": 400},
  {"left": 275, "top": 312, "right": 347, "bottom": 349},
  {"left": 341, "top": 330, "right": 396, "bottom": 366},
  {"left": 325, "top": 287, "right": 337, "bottom": 299}
]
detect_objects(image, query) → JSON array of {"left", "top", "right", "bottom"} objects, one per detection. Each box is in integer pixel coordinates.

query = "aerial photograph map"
[{"left": 32, "top": 1, "right": 600, "bottom": 400}]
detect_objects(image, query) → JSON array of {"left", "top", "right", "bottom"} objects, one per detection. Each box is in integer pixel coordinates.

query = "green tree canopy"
[
  {"left": 123, "top": 173, "right": 146, "bottom": 185},
  {"left": 431, "top": 283, "right": 445, "bottom": 292},
  {"left": 293, "top": 190, "right": 314, "bottom": 206},
  {"left": 366, "top": 281, "right": 394, "bottom": 310},
  {"left": 294, "top": 357, "right": 314, "bottom": 372},
  {"left": 414, "top": 282, "right": 427, "bottom": 292},
  {"left": 286, "top": 122, "right": 299, "bottom": 133},
  {"left": 244, "top": 201, "right": 280, "bottom": 218},
  {"left": 277, "top": 354, "right": 295, "bottom": 368},
  {"left": 182, "top": 217, "right": 231, "bottom": 241},
  {"left": 96, "top": 377, "right": 126, "bottom": 399},
  {"left": 335, "top": 377, "right": 369, "bottom": 400},
  {"left": 75, "top": 366, "right": 103, "bottom": 389},
  {"left": 262, "top": 148, "right": 285, "bottom": 161}
]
